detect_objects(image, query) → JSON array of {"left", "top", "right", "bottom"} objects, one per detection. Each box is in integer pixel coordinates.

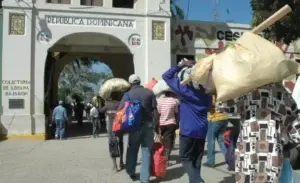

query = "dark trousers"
[
  {"left": 161, "top": 124, "right": 177, "bottom": 161},
  {"left": 180, "top": 136, "right": 205, "bottom": 183}
]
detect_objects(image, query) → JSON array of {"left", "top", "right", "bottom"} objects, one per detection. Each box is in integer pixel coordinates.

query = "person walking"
[
  {"left": 225, "top": 84, "right": 300, "bottom": 183},
  {"left": 162, "top": 60, "right": 212, "bottom": 183},
  {"left": 52, "top": 101, "right": 68, "bottom": 140},
  {"left": 85, "top": 102, "right": 92, "bottom": 120},
  {"left": 203, "top": 94, "right": 228, "bottom": 168},
  {"left": 90, "top": 104, "right": 101, "bottom": 138},
  {"left": 119, "top": 74, "right": 159, "bottom": 183},
  {"left": 100, "top": 92, "right": 125, "bottom": 172},
  {"left": 157, "top": 91, "right": 179, "bottom": 165}
]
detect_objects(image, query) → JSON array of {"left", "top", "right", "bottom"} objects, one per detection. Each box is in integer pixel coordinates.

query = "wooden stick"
[
  {"left": 251, "top": 5, "right": 292, "bottom": 34},
  {"left": 180, "top": 4, "right": 292, "bottom": 85}
]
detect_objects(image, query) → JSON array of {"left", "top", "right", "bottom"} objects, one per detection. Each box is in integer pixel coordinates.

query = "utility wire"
[{"left": 185, "top": 0, "right": 190, "bottom": 19}]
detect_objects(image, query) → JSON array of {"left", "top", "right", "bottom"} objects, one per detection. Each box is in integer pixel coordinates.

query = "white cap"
[{"left": 128, "top": 74, "right": 141, "bottom": 84}]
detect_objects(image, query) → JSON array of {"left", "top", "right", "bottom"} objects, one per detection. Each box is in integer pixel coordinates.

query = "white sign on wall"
[
  {"left": 46, "top": 15, "right": 136, "bottom": 28},
  {"left": 2, "top": 80, "right": 30, "bottom": 97}
]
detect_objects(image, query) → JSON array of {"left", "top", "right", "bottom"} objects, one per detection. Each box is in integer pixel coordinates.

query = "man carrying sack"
[{"left": 162, "top": 60, "right": 212, "bottom": 183}]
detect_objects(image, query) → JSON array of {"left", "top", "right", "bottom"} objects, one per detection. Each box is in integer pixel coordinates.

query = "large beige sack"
[
  {"left": 191, "top": 54, "right": 215, "bottom": 86},
  {"left": 213, "top": 32, "right": 300, "bottom": 101},
  {"left": 99, "top": 78, "right": 130, "bottom": 100}
]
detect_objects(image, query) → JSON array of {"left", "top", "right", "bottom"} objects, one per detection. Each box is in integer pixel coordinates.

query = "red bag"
[
  {"left": 223, "top": 129, "right": 231, "bottom": 148},
  {"left": 151, "top": 143, "right": 167, "bottom": 178},
  {"left": 145, "top": 78, "right": 158, "bottom": 90}
]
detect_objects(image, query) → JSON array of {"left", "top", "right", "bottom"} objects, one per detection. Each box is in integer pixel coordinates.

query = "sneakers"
[{"left": 129, "top": 174, "right": 137, "bottom": 181}]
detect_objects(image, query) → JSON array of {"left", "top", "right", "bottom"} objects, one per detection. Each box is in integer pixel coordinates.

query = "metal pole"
[{"left": 30, "top": 0, "right": 36, "bottom": 134}]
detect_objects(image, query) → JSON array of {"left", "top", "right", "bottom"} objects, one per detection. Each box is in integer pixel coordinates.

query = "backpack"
[{"left": 112, "top": 93, "right": 143, "bottom": 133}]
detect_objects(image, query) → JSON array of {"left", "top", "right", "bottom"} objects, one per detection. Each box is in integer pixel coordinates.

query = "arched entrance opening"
[{"left": 44, "top": 32, "right": 134, "bottom": 139}]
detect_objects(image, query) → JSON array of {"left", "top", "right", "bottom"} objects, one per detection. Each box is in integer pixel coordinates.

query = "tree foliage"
[
  {"left": 58, "top": 60, "right": 112, "bottom": 102},
  {"left": 171, "top": 0, "right": 185, "bottom": 19},
  {"left": 250, "top": 0, "right": 300, "bottom": 44}
]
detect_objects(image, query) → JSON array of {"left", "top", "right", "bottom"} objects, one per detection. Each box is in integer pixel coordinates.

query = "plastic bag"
[
  {"left": 152, "top": 142, "right": 167, "bottom": 178},
  {"left": 145, "top": 78, "right": 158, "bottom": 90},
  {"left": 99, "top": 78, "right": 130, "bottom": 100},
  {"left": 212, "top": 32, "right": 300, "bottom": 101},
  {"left": 152, "top": 80, "right": 171, "bottom": 96},
  {"left": 280, "top": 159, "right": 300, "bottom": 183}
]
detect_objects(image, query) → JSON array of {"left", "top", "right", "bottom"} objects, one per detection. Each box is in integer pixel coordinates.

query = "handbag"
[{"left": 151, "top": 142, "right": 167, "bottom": 178}]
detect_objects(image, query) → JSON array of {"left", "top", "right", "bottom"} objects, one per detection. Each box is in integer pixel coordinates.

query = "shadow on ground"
[
  {"left": 47, "top": 119, "right": 107, "bottom": 140},
  {"left": 151, "top": 166, "right": 185, "bottom": 182},
  {"left": 219, "top": 174, "right": 235, "bottom": 183}
]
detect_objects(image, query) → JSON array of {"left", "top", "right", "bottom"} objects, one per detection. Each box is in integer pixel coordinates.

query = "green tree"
[
  {"left": 250, "top": 0, "right": 300, "bottom": 44},
  {"left": 58, "top": 60, "right": 111, "bottom": 102},
  {"left": 171, "top": 0, "right": 185, "bottom": 19}
]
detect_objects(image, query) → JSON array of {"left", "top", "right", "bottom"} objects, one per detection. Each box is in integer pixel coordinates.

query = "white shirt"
[{"left": 90, "top": 107, "right": 99, "bottom": 118}]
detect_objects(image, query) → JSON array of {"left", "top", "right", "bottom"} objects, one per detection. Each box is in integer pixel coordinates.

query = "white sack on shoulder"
[
  {"left": 99, "top": 78, "right": 130, "bottom": 100},
  {"left": 153, "top": 80, "right": 172, "bottom": 96},
  {"left": 191, "top": 54, "right": 215, "bottom": 86},
  {"left": 212, "top": 32, "right": 300, "bottom": 101}
]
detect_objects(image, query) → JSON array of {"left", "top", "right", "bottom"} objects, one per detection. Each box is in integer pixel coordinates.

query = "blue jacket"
[
  {"left": 52, "top": 105, "right": 68, "bottom": 121},
  {"left": 162, "top": 66, "right": 212, "bottom": 139}
]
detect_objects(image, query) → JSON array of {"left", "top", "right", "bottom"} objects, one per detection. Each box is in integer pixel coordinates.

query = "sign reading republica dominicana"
[{"left": 46, "top": 15, "right": 135, "bottom": 28}]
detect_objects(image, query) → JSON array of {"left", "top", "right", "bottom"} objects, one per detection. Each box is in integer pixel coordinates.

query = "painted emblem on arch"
[
  {"left": 37, "top": 31, "right": 52, "bottom": 43},
  {"left": 128, "top": 34, "right": 142, "bottom": 47}
]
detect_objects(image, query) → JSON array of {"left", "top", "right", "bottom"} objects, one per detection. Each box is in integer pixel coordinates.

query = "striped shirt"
[{"left": 157, "top": 95, "right": 179, "bottom": 126}]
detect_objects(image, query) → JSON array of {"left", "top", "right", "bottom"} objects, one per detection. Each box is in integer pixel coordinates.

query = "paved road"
[{"left": 0, "top": 134, "right": 235, "bottom": 183}]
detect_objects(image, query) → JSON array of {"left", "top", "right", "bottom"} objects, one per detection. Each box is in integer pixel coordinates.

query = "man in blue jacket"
[
  {"left": 52, "top": 101, "right": 68, "bottom": 140},
  {"left": 162, "top": 60, "right": 212, "bottom": 183}
]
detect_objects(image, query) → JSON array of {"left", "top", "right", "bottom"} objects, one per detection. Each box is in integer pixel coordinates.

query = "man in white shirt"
[{"left": 90, "top": 104, "right": 100, "bottom": 138}]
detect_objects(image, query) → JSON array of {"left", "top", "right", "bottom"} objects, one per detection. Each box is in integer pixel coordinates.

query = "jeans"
[
  {"left": 91, "top": 117, "right": 101, "bottom": 137},
  {"left": 206, "top": 120, "right": 228, "bottom": 165},
  {"left": 55, "top": 119, "right": 65, "bottom": 138},
  {"left": 180, "top": 135, "right": 205, "bottom": 183},
  {"left": 126, "top": 124, "right": 154, "bottom": 183}
]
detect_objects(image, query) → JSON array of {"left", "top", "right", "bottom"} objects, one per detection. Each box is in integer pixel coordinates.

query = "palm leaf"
[
  {"left": 174, "top": 5, "right": 185, "bottom": 19},
  {"left": 170, "top": 0, "right": 184, "bottom": 19}
]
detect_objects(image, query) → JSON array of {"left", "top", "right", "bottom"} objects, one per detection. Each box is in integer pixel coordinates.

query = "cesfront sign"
[
  {"left": 46, "top": 15, "right": 135, "bottom": 28},
  {"left": 216, "top": 30, "right": 245, "bottom": 41}
]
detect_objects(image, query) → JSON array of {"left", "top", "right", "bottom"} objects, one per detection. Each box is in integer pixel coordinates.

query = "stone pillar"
[{"left": 1, "top": 8, "right": 34, "bottom": 137}]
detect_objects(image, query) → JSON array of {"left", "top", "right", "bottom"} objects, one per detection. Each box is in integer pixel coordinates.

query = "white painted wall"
[{"left": 1, "top": 0, "right": 171, "bottom": 136}]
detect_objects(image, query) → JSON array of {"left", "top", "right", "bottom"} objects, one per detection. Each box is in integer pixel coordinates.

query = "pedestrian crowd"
[{"left": 51, "top": 60, "right": 300, "bottom": 183}]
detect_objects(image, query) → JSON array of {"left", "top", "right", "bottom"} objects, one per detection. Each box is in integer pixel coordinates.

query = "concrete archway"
[{"left": 44, "top": 32, "right": 134, "bottom": 138}]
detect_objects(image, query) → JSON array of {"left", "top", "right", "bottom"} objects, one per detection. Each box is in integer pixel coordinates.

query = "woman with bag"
[
  {"left": 225, "top": 83, "right": 300, "bottom": 183},
  {"left": 100, "top": 92, "right": 124, "bottom": 172},
  {"left": 156, "top": 91, "right": 179, "bottom": 165}
]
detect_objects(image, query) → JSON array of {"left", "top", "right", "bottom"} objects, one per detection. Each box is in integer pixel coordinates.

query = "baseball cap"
[{"left": 128, "top": 74, "right": 141, "bottom": 84}]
